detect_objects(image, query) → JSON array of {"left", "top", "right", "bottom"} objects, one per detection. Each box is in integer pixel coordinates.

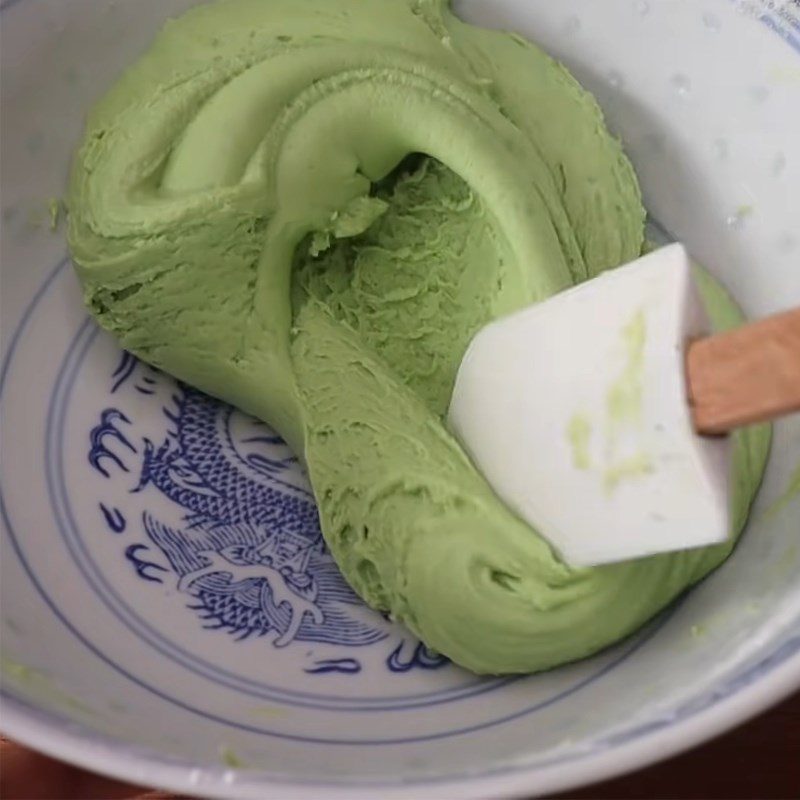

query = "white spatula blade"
[{"left": 449, "top": 244, "right": 731, "bottom": 567}]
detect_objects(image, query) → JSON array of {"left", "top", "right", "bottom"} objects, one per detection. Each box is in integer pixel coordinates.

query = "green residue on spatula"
[
  {"left": 604, "top": 452, "right": 654, "bottom": 492},
  {"left": 606, "top": 308, "right": 647, "bottom": 429},
  {"left": 566, "top": 413, "right": 593, "bottom": 469},
  {"left": 602, "top": 308, "right": 653, "bottom": 491}
]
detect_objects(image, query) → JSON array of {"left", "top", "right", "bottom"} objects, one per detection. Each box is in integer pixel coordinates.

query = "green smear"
[
  {"left": 600, "top": 308, "right": 651, "bottom": 492},
  {"left": 567, "top": 413, "right": 592, "bottom": 470},
  {"left": 607, "top": 309, "right": 647, "bottom": 432},
  {"left": 48, "top": 198, "right": 62, "bottom": 231},
  {"left": 604, "top": 452, "right": 654, "bottom": 492},
  {"left": 1, "top": 655, "right": 97, "bottom": 719},
  {"left": 690, "top": 623, "right": 707, "bottom": 639},
  {"left": 220, "top": 745, "right": 246, "bottom": 769}
]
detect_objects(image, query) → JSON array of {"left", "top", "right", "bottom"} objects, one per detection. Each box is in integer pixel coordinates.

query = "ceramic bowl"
[{"left": 1, "top": 1, "right": 799, "bottom": 797}]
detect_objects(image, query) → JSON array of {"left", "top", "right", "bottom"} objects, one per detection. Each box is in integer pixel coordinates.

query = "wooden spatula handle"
[{"left": 687, "top": 307, "right": 800, "bottom": 435}]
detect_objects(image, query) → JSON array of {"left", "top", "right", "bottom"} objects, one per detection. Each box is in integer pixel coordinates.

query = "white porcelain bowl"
[{"left": 1, "top": 1, "right": 799, "bottom": 797}]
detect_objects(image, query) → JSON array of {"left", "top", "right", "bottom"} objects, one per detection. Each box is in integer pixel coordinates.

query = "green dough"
[{"left": 68, "top": 0, "right": 769, "bottom": 674}]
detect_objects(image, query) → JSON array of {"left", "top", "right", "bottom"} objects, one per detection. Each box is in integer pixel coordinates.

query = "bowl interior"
[{"left": 1, "top": 1, "right": 799, "bottom": 797}]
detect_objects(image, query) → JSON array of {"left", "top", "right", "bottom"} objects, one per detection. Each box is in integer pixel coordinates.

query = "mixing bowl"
[{"left": 1, "top": 1, "right": 799, "bottom": 797}]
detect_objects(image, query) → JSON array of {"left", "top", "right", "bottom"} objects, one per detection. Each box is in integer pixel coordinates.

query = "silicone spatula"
[{"left": 448, "top": 243, "right": 800, "bottom": 567}]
